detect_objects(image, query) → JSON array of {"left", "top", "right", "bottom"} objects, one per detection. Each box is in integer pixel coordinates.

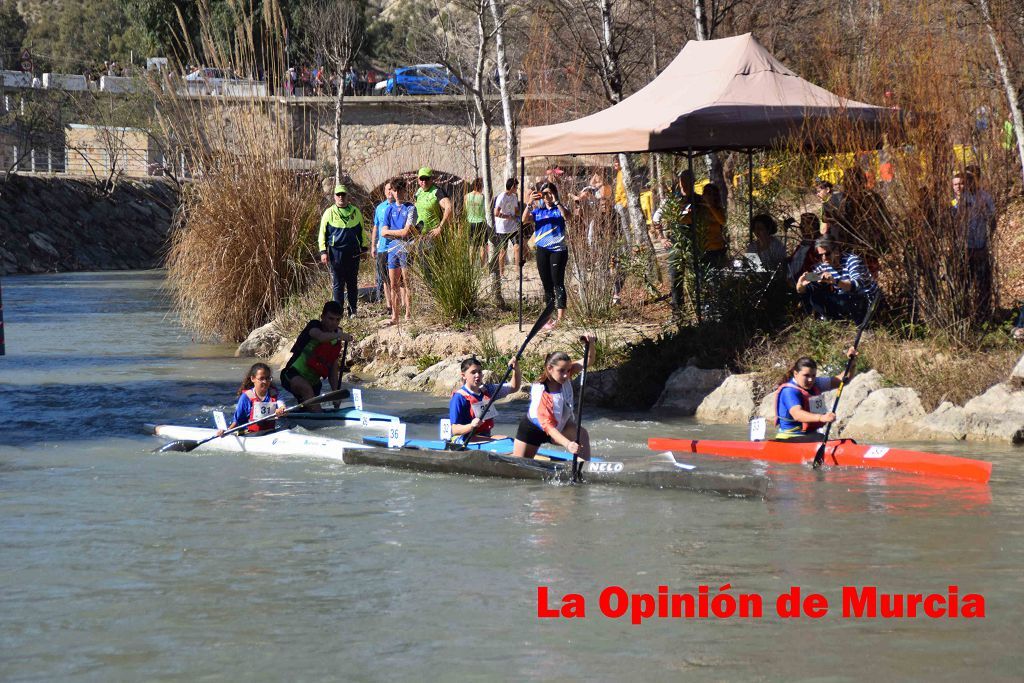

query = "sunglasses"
[
  {"left": 418, "top": 176, "right": 430, "bottom": 181},
  {"left": 335, "top": 192, "right": 346, "bottom": 197}
]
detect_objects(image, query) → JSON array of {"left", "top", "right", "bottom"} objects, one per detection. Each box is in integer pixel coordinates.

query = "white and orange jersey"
[{"left": 527, "top": 381, "right": 575, "bottom": 433}]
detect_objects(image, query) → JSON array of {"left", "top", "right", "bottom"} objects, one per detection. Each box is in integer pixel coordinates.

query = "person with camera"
[
  {"left": 795, "top": 237, "right": 878, "bottom": 321},
  {"left": 522, "top": 182, "right": 571, "bottom": 330}
]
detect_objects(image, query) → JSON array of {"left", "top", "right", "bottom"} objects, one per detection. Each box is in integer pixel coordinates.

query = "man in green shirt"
[
  {"left": 319, "top": 184, "right": 365, "bottom": 317},
  {"left": 414, "top": 166, "right": 453, "bottom": 238}
]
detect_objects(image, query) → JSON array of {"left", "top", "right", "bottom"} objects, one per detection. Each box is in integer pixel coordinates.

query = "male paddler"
[
  {"left": 414, "top": 167, "right": 453, "bottom": 238},
  {"left": 319, "top": 184, "right": 366, "bottom": 317},
  {"left": 280, "top": 300, "right": 354, "bottom": 412}
]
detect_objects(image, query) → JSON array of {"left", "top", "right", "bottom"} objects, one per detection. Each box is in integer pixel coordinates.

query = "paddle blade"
[{"left": 154, "top": 440, "right": 199, "bottom": 453}]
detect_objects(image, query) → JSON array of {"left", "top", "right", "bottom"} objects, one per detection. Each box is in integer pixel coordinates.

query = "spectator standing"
[
  {"left": 795, "top": 237, "right": 878, "bottom": 321},
  {"left": 318, "top": 184, "right": 366, "bottom": 317},
  {"left": 380, "top": 178, "right": 418, "bottom": 324},
  {"left": 697, "top": 183, "right": 728, "bottom": 269},
  {"left": 523, "top": 182, "right": 571, "bottom": 329},
  {"left": 745, "top": 213, "right": 787, "bottom": 272},
  {"left": 464, "top": 177, "right": 488, "bottom": 266},
  {"left": 415, "top": 167, "right": 453, "bottom": 238},
  {"left": 612, "top": 158, "right": 630, "bottom": 244},
  {"left": 371, "top": 182, "right": 395, "bottom": 307},
  {"left": 814, "top": 178, "right": 845, "bottom": 230},
  {"left": 493, "top": 178, "right": 521, "bottom": 276},
  {"left": 955, "top": 167, "right": 996, "bottom": 320},
  {"left": 653, "top": 170, "right": 699, "bottom": 313},
  {"left": 838, "top": 166, "right": 892, "bottom": 267}
]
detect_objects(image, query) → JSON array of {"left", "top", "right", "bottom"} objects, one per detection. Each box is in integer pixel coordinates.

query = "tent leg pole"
[
  {"left": 747, "top": 151, "right": 754, "bottom": 242},
  {"left": 518, "top": 156, "right": 525, "bottom": 332},
  {"left": 688, "top": 149, "right": 701, "bottom": 325}
]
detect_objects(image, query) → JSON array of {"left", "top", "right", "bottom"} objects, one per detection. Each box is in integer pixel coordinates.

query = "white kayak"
[{"left": 150, "top": 425, "right": 367, "bottom": 461}]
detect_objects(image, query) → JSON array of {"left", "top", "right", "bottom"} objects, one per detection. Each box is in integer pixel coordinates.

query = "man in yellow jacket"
[{"left": 319, "top": 184, "right": 366, "bottom": 317}]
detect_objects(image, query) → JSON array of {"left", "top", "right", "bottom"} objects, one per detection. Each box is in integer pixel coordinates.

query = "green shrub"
[{"left": 410, "top": 219, "right": 486, "bottom": 321}]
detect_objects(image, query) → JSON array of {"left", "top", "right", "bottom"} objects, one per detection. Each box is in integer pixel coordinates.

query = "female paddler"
[
  {"left": 774, "top": 347, "right": 857, "bottom": 441},
  {"left": 448, "top": 356, "right": 521, "bottom": 441},
  {"left": 218, "top": 362, "right": 286, "bottom": 436},
  {"left": 513, "top": 337, "right": 596, "bottom": 459}
]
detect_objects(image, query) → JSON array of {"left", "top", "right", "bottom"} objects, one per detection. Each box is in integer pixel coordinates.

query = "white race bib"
[
  {"left": 439, "top": 419, "right": 452, "bottom": 440},
  {"left": 352, "top": 389, "right": 363, "bottom": 412},
  {"left": 213, "top": 411, "right": 228, "bottom": 431},
  {"left": 749, "top": 417, "right": 766, "bottom": 441},
  {"left": 472, "top": 401, "right": 497, "bottom": 421},
  {"left": 252, "top": 401, "right": 276, "bottom": 421},
  {"left": 808, "top": 395, "right": 827, "bottom": 414},
  {"left": 387, "top": 423, "right": 407, "bottom": 448}
]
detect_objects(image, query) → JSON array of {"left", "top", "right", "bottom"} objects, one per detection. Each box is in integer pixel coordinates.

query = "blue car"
[{"left": 385, "top": 64, "right": 462, "bottom": 95}]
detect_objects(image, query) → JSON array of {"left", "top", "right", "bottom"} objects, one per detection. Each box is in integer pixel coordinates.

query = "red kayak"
[{"left": 647, "top": 438, "right": 992, "bottom": 484}]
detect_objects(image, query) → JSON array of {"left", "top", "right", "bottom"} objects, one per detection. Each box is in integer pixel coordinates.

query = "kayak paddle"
[
  {"left": 457, "top": 300, "right": 555, "bottom": 449},
  {"left": 812, "top": 294, "right": 881, "bottom": 469},
  {"left": 155, "top": 387, "right": 351, "bottom": 453},
  {"left": 571, "top": 335, "right": 592, "bottom": 482}
]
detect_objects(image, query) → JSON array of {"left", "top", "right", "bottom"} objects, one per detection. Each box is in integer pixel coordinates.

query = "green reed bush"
[{"left": 409, "top": 219, "right": 487, "bottom": 321}]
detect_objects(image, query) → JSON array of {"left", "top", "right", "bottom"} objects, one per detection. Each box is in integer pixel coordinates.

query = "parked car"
[{"left": 385, "top": 64, "right": 462, "bottom": 95}]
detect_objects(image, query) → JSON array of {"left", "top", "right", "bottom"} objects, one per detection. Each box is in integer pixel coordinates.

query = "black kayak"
[{"left": 343, "top": 437, "right": 770, "bottom": 498}]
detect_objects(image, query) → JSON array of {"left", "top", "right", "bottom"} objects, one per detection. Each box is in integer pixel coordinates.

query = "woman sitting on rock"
[{"left": 775, "top": 348, "right": 856, "bottom": 441}]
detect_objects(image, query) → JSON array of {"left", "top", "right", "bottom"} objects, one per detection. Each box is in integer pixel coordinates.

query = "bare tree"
[
  {"left": 308, "top": 0, "right": 365, "bottom": 184},
  {"left": 488, "top": 0, "right": 518, "bottom": 181},
  {"left": 974, "top": 0, "right": 1024, "bottom": 183}
]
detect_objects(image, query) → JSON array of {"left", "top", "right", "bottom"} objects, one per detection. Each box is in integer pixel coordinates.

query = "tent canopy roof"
[{"left": 520, "top": 33, "right": 891, "bottom": 157}]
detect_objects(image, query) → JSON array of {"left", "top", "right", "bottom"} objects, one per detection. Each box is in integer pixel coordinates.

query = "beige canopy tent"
[{"left": 521, "top": 33, "right": 891, "bottom": 156}]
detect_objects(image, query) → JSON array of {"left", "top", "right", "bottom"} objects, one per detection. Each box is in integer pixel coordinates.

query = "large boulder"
[
  {"left": 963, "top": 383, "right": 1024, "bottom": 443},
  {"left": 581, "top": 368, "right": 620, "bottom": 407},
  {"left": 841, "top": 387, "right": 927, "bottom": 441},
  {"left": 408, "top": 358, "right": 466, "bottom": 396},
  {"left": 696, "top": 374, "right": 757, "bottom": 424},
  {"left": 1011, "top": 352, "right": 1024, "bottom": 385},
  {"left": 907, "top": 402, "right": 968, "bottom": 441},
  {"left": 236, "top": 321, "right": 287, "bottom": 358},
  {"left": 654, "top": 366, "right": 729, "bottom": 415}
]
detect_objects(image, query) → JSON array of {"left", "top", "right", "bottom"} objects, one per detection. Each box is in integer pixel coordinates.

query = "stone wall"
[{"left": 0, "top": 174, "right": 178, "bottom": 274}]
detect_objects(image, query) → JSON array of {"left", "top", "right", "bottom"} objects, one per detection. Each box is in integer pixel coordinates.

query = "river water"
[{"left": 1, "top": 271, "right": 1021, "bottom": 681}]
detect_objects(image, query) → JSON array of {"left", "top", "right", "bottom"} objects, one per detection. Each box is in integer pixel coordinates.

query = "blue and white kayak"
[
  {"left": 284, "top": 408, "right": 400, "bottom": 429},
  {"left": 150, "top": 425, "right": 366, "bottom": 460},
  {"left": 361, "top": 435, "right": 571, "bottom": 460}
]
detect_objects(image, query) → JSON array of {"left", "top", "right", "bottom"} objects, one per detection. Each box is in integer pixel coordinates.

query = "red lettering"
[
  {"left": 600, "top": 586, "right": 627, "bottom": 619},
  {"left": 842, "top": 585, "right": 876, "bottom": 618},
  {"left": 880, "top": 594, "right": 903, "bottom": 618},
  {"left": 804, "top": 593, "right": 828, "bottom": 618},
  {"left": 537, "top": 586, "right": 559, "bottom": 618},
  {"left": 962, "top": 594, "right": 985, "bottom": 618},
  {"left": 776, "top": 586, "right": 801, "bottom": 618},
  {"left": 948, "top": 585, "right": 958, "bottom": 618},
  {"left": 632, "top": 593, "right": 655, "bottom": 625},
  {"left": 562, "top": 593, "right": 585, "bottom": 618},
  {"left": 924, "top": 594, "right": 945, "bottom": 618}
]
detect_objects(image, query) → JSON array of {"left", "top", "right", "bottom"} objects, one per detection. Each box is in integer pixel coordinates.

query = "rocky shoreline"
[
  {"left": 238, "top": 314, "right": 1024, "bottom": 446},
  {"left": 0, "top": 174, "right": 178, "bottom": 274}
]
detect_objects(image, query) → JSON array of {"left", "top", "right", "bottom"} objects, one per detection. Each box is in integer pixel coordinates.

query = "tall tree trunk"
[
  {"left": 488, "top": 0, "right": 517, "bottom": 181},
  {"left": 333, "top": 73, "right": 346, "bottom": 184},
  {"left": 473, "top": 1, "right": 505, "bottom": 306},
  {"left": 691, "top": 0, "right": 729, "bottom": 212},
  {"left": 598, "top": 0, "right": 658, "bottom": 275},
  {"left": 979, "top": 0, "right": 1024, "bottom": 184},
  {"left": 648, "top": 2, "right": 663, "bottom": 204}
]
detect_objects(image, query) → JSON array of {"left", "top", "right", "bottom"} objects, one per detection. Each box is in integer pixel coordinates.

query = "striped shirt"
[{"left": 811, "top": 252, "right": 878, "bottom": 299}]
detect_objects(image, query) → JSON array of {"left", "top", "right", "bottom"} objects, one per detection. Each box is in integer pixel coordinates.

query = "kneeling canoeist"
[
  {"left": 280, "top": 301, "right": 354, "bottom": 412},
  {"left": 219, "top": 362, "right": 286, "bottom": 436},
  {"left": 448, "top": 356, "right": 521, "bottom": 441},
  {"left": 775, "top": 348, "right": 856, "bottom": 441},
  {"left": 513, "top": 338, "right": 596, "bottom": 459}
]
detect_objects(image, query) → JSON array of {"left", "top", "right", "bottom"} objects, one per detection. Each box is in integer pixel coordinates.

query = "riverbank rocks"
[
  {"left": 962, "top": 383, "right": 1024, "bottom": 443},
  {"left": 236, "top": 321, "right": 287, "bottom": 358},
  {"left": 1012, "top": 352, "right": 1024, "bottom": 386},
  {"left": 842, "top": 388, "right": 927, "bottom": 441},
  {"left": 655, "top": 365, "right": 729, "bottom": 414},
  {"left": 0, "top": 174, "right": 178, "bottom": 274},
  {"left": 909, "top": 402, "right": 968, "bottom": 441},
  {"left": 696, "top": 374, "right": 757, "bottom": 423},
  {"left": 407, "top": 358, "right": 465, "bottom": 395}
]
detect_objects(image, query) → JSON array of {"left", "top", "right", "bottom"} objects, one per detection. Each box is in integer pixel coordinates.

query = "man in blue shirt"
[{"left": 370, "top": 182, "right": 395, "bottom": 307}]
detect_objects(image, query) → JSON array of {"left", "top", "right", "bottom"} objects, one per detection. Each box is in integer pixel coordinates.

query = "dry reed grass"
[{"left": 153, "top": 0, "right": 323, "bottom": 341}]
